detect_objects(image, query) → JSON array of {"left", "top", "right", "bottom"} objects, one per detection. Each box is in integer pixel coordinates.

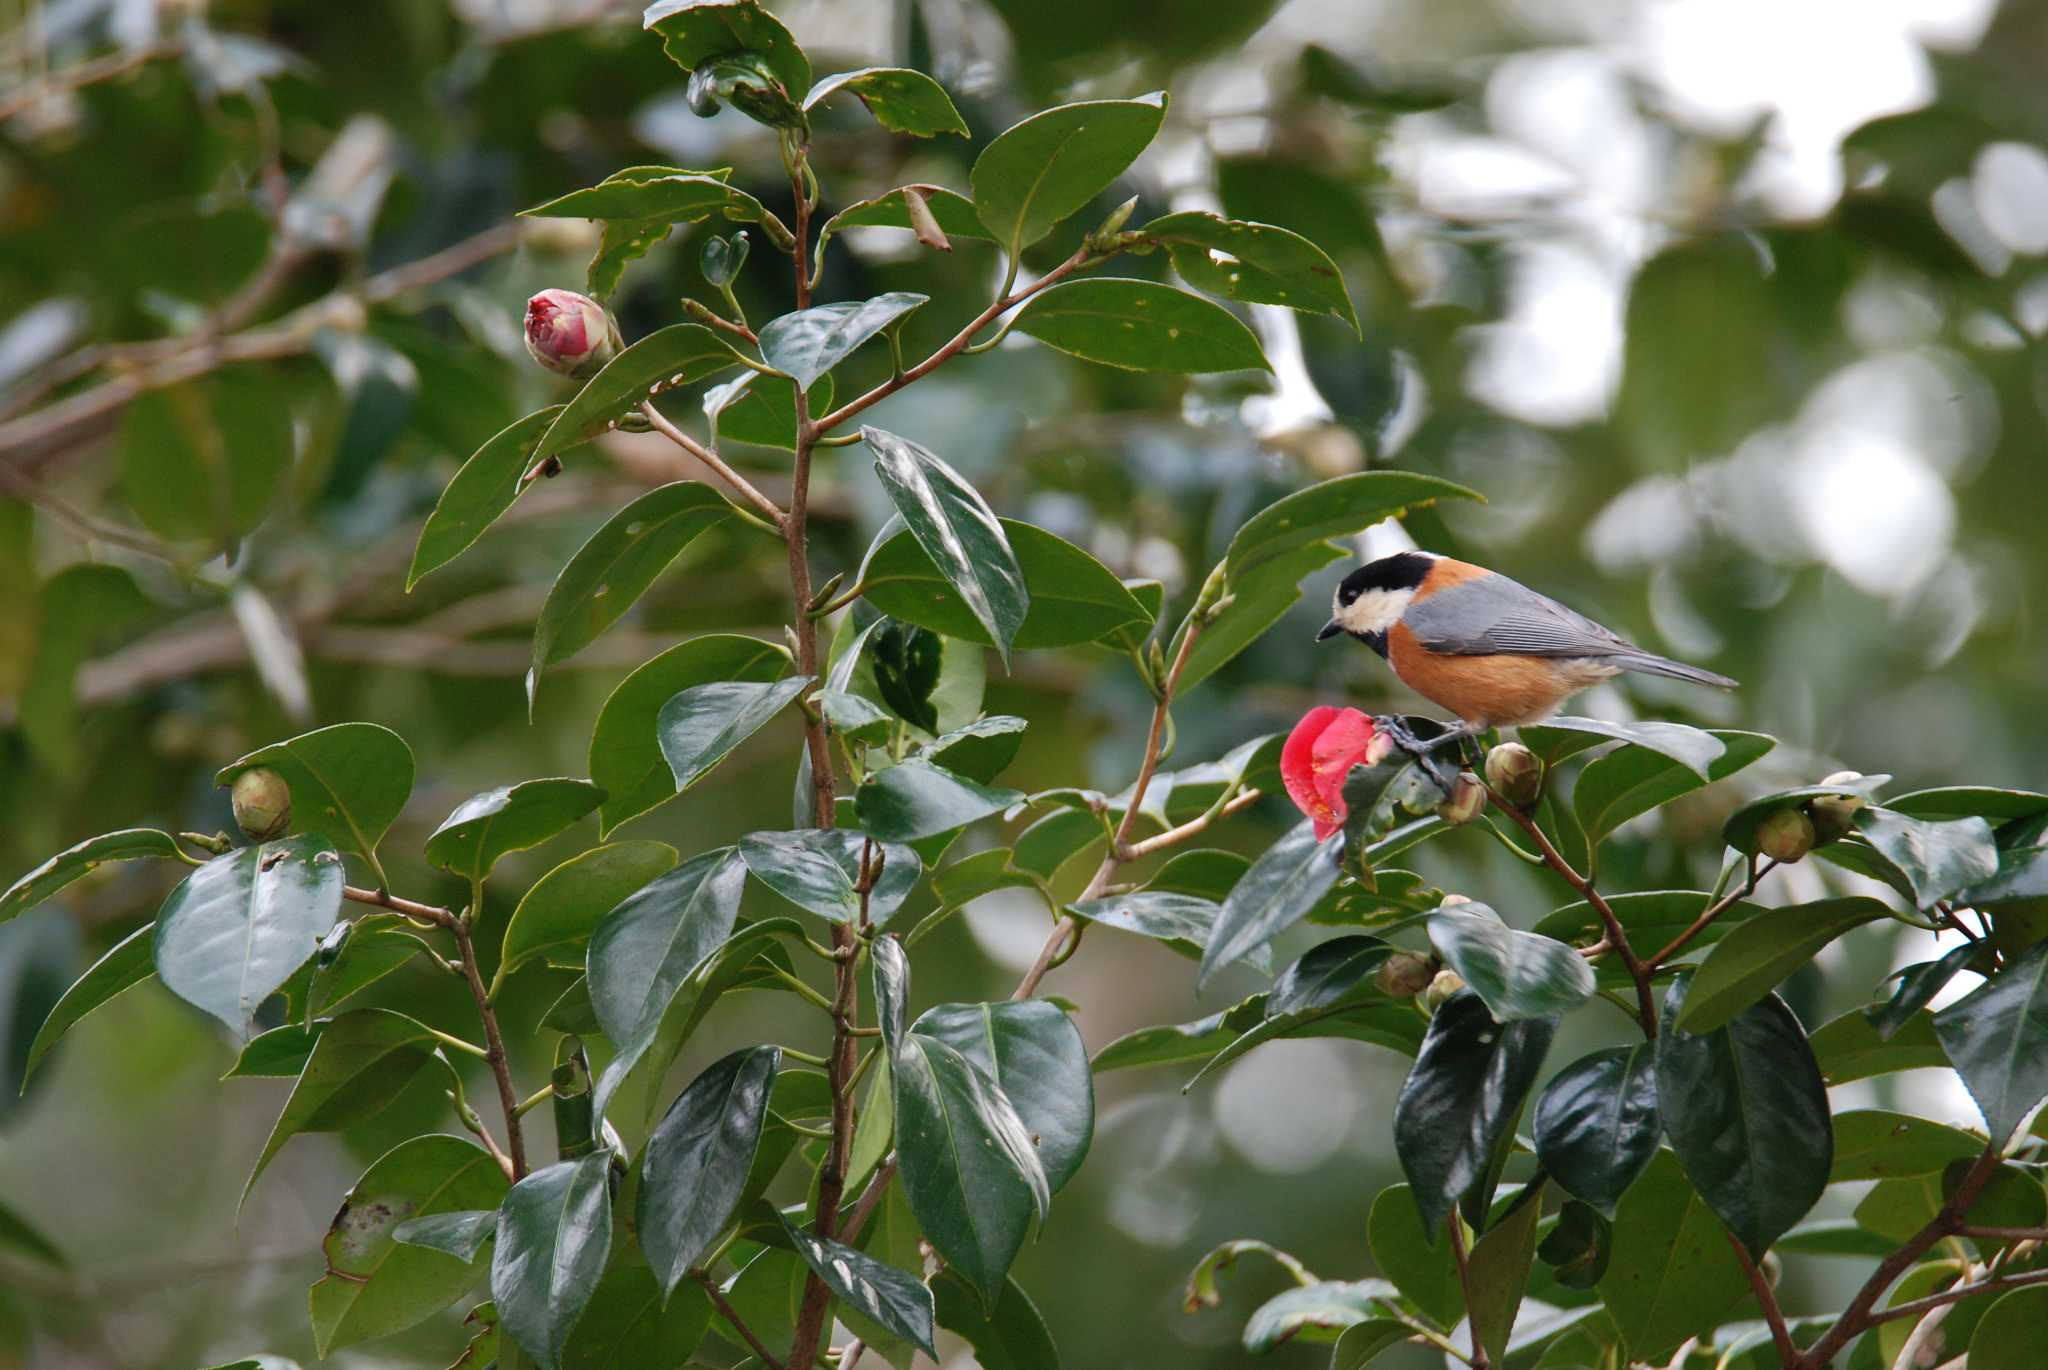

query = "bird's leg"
[{"left": 1374, "top": 717, "right": 1478, "bottom": 797}]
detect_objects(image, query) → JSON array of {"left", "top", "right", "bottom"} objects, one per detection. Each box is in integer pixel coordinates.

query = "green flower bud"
[
  {"left": 1423, "top": 969, "right": 1467, "bottom": 1014},
  {"left": 1436, "top": 771, "right": 1486, "bottom": 825},
  {"left": 230, "top": 767, "right": 292, "bottom": 841},
  {"left": 1757, "top": 806, "right": 1816, "bottom": 864},
  {"left": 1374, "top": 950, "right": 1438, "bottom": 998},
  {"left": 1485, "top": 742, "right": 1545, "bottom": 808}
]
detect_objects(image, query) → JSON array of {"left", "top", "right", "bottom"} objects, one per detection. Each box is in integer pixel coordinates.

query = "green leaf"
[
  {"left": 1183, "top": 992, "right": 1423, "bottom": 1091},
  {"left": 1223, "top": 472, "right": 1483, "bottom": 578},
  {"left": 154, "top": 837, "right": 343, "bottom": 1039},
  {"left": 1673, "top": 898, "right": 1891, "bottom": 1034},
  {"left": 643, "top": 0, "right": 811, "bottom": 98},
  {"left": 1853, "top": 806, "right": 1999, "bottom": 907},
  {"left": 1855, "top": 1162, "right": 2045, "bottom": 1245},
  {"left": 1174, "top": 540, "right": 1348, "bottom": 692},
  {"left": 657, "top": 676, "right": 813, "bottom": 791},
  {"left": 1828, "top": 1109, "right": 1982, "bottom": 1182},
  {"left": 1594, "top": 1149, "right": 1748, "bottom": 1363},
  {"left": 528, "top": 481, "right": 734, "bottom": 709},
  {"left": 1891, "top": 786, "right": 2048, "bottom": 823},
  {"left": 559, "top": 1266, "right": 712, "bottom": 1370},
  {"left": 1655, "top": 979, "right": 1831, "bottom": 1257},
  {"left": 1534, "top": 1044, "right": 1659, "bottom": 1216},
  {"left": 817, "top": 185, "right": 995, "bottom": 254},
  {"left": 1011, "top": 278, "right": 1271, "bottom": 373},
  {"left": 738, "top": 829, "right": 921, "bottom": 925},
  {"left": 925, "top": 716, "right": 1028, "bottom": 786},
  {"left": 218, "top": 723, "right": 415, "bottom": 869},
  {"left": 309, "top": 1135, "right": 509, "bottom": 1354},
  {"left": 1466, "top": 1183, "right": 1544, "bottom": 1366},
  {"left": 859, "top": 518, "right": 1148, "bottom": 650},
  {"left": 243, "top": 1009, "right": 441, "bottom": 1205},
  {"left": 1537, "top": 1197, "right": 1612, "bottom": 1290},
  {"left": 305, "top": 914, "right": 436, "bottom": 1019},
  {"left": 1265, "top": 936, "right": 1393, "bottom": 1017},
  {"left": 1427, "top": 903, "right": 1595, "bottom": 1021},
  {"left": 491, "top": 1154, "right": 613, "bottom": 1370},
  {"left": 1068, "top": 890, "right": 1237, "bottom": 963},
  {"left": 533, "top": 167, "right": 773, "bottom": 293},
  {"left": 971, "top": 94, "right": 1167, "bottom": 250},
  {"left": 911, "top": 999, "right": 1093, "bottom": 1191},
  {"left": 1365, "top": 1183, "right": 1462, "bottom": 1327},
  {"left": 589, "top": 635, "right": 787, "bottom": 834},
  {"left": 1811, "top": 1006, "right": 1950, "bottom": 1084},
  {"left": 1573, "top": 731, "right": 1776, "bottom": 845},
  {"left": 1867, "top": 942, "right": 1985, "bottom": 1040},
  {"left": 864, "top": 427, "right": 1028, "bottom": 665},
  {"left": 499, "top": 841, "right": 677, "bottom": 974},
  {"left": 893, "top": 1022, "right": 1050, "bottom": 1304},
  {"left": 391, "top": 1209, "right": 498, "bottom": 1264},
  {"left": 1934, "top": 938, "right": 2048, "bottom": 1144},
  {"left": 227, "top": 1023, "right": 324, "bottom": 1078},
  {"left": 23, "top": 921, "right": 153, "bottom": 1082},
  {"left": 704, "top": 372, "right": 831, "bottom": 450},
  {"left": 1139, "top": 210, "right": 1358, "bottom": 333},
  {"left": 932, "top": 1270, "right": 1060, "bottom": 1370},
  {"left": 856, "top": 759, "right": 1022, "bottom": 844},
  {"left": 1394, "top": 991, "right": 1556, "bottom": 1237},
  {"left": 1090, "top": 993, "right": 1268, "bottom": 1073},
  {"left": 119, "top": 369, "right": 288, "bottom": 546},
  {"left": 1721, "top": 774, "right": 1892, "bottom": 855},
  {"left": 19, "top": 563, "right": 150, "bottom": 772},
  {"left": 640, "top": 1044, "right": 781, "bottom": 1296},
  {"left": 1198, "top": 819, "right": 1342, "bottom": 988},
  {"left": 528, "top": 325, "right": 741, "bottom": 474},
  {"left": 1243, "top": 1281, "right": 1397, "bottom": 1352},
  {"left": 759, "top": 292, "right": 927, "bottom": 389},
  {"left": 1969, "top": 1284, "right": 2048, "bottom": 1370},
  {"left": 1328, "top": 1319, "right": 1412, "bottom": 1369},
  {"left": 425, "top": 780, "right": 605, "bottom": 881},
  {"left": 804, "top": 67, "right": 967, "bottom": 136},
  {"left": 1516, "top": 717, "right": 1726, "bottom": 779},
  {"left": 1534, "top": 889, "right": 1763, "bottom": 957},
  {"left": 1776, "top": 1220, "right": 1896, "bottom": 1257},
  {"left": 408, "top": 407, "right": 563, "bottom": 589},
  {"left": 779, "top": 1211, "right": 938, "bottom": 1356},
  {"left": 585, "top": 845, "right": 746, "bottom": 1053},
  {"left": 0, "top": 829, "right": 181, "bottom": 928}
]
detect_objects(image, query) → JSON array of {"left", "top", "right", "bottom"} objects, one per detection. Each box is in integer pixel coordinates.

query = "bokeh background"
[{"left": 2, "top": 0, "right": 2046, "bottom": 1365}]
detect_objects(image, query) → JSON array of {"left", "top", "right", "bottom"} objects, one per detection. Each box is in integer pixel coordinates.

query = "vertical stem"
[
  {"left": 1728, "top": 1233, "right": 1796, "bottom": 1367},
  {"left": 451, "top": 917, "right": 528, "bottom": 1180},
  {"left": 1448, "top": 1214, "right": 1490, "bottom": 1370}
]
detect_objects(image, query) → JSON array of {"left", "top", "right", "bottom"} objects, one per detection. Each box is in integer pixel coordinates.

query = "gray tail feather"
[{"left": 1614, "top": 651, "right": 1738, "bottom": 690}]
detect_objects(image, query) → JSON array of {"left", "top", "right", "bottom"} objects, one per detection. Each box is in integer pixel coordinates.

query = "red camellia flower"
[
  {"left": 524, "top": 288, "right": 622, "bottom": 378},
  {"left": 1282, "top": 706, "right": 1392, "bottom": 839}
]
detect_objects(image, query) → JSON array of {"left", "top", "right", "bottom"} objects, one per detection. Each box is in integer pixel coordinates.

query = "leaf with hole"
[
  {"left": 154, "top": 837, "right": 343, "bottom": 1040},
  {"left": 1140, "top": 210, "right": 1358, "bottom": 332}
]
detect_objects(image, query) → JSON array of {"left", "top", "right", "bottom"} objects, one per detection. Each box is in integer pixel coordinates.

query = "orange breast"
[{"left": 1387, "top": 622, "right": 1578, "bottom": 727}]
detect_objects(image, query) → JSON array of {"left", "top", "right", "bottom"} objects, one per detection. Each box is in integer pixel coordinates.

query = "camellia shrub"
[{"left": 7, "top": 5, "right": 2048, "bottom": 1370}]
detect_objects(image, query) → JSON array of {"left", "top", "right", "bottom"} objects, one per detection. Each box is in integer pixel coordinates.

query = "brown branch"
[
  {"left": 837, "top": 1155, "right": 898, "bottom": 1249},
  {"left": 1120, "top": 787, "right": 1263, "bottom": 861},
  {"left": 638, "top": 401, "right": 786, "bottom": 526},
  {"left": 1727, "top": 1233, "right": 1797, "bottom": 1367},
  {"left": 1447, "top": 1214, "right": 1490, "bottom": 1370},
  {"left": 0, "top": 39, "right": 181, "bottom": 123},
  {"left": 1865, "top": 1266, "right": 2048, "bottom": 1330},
  {"left": 1649, "top": 856, "right": 1775, "bottom": 968},
  {"left": 696, "top": 1269, "right": 787, "bottom": 1370}
]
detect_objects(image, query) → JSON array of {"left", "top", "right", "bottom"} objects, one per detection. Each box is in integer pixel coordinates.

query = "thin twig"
[
  {"left": 837, "top": 1155, "right": 898, "bottom": 1248},
  {"left": 1448, "top": 1214, "right": 1490, "bottom": 1370},
  {"left": 638, "top": 400, "right": 786, "bottom": 526},
  {"left": 1649, "top": 856, "right": 1776, "bottom": 967},
  {"left": 1867, "top": 1266, "right": 2048, "bottom": 1330},
  {"left": 696, "top": 1269, "right": 787, "bottom": 1370},
  {"left": 0, "top": 39, "right": 181, "bottom": 123},
  {"left": 1120, "top": 787, "right": 1262, "bottom": 860},
  {"left": 1727, "top": 1233, "right": 1797, "bottom": 1367}
]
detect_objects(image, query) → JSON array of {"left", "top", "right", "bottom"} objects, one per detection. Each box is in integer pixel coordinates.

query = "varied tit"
[{"left": 1317, "top": 551, "right": 1735, "bottom": 765}]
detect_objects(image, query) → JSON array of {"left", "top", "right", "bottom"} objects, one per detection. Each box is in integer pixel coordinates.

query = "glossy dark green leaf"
[
  {"left": 528, "top": 324, "right": 741, "bottom": 468},
  {"left": 528, "top": 482, "right": 734, "bottom": 708},
  {"left": 779, "top": 1210, "right": 937, "bottom": 1356},
  {"left": 243, "top": 1009, "right": 441, "bottom": 1204},
  {"left": 643, "top": 0, "right": 810, "bottom": 96},
  {"left": 226, "top": 1023, "right": 325, "bottom": 1078},
  {"left": 1394, "top": 991, "right": 1555, "bottom": 1238},
  {"left": 24, "top": 920, "right": 153, "bottom": 1081},
  {"left": 817, "top": 185, "right": 994, "bottom": 254},
  {"left": 1574, "top": 731, "right": 1776, "bottom": 845},
  {"left": 408, "top": 407, "right": 563, "bottom": 588},
  {"left": 1223, "top": 472, "right": 1483, "bottom": 579},
  {"left": 218, "top": 724, "right": 415, "bottom": 868},
  {"left": 499, "top": 841, "right": 677, "bottom": 974},
  {"left": 1428, "top": 903, "right": 1594, "bottom": 1021},
  {"left": 523, "top": 167, "right": 761, "bottom": 229},
  {"left": 1673, "top": 897, "right": 1890, "bottom": 1034},
  {"left": 738, "top": 829, "right": 921, "bottom": 925},
  {"left": 924, "top": 717, "right": 1028, "bottom": 787},
  {"left": 1090, "top": 993, "right": 1268, "bottom": 1073},
  {"left": 1365, "top": 1183, "right": 1462, "bottom": 1328},
  {"left": 1655, "top": 979, "right": 1831, "bottom": 1256},
  {"left": 1, "top": 829, "right": 182, "bottom": 928},
  {"left": 1174, "top": 539, "right": 1347, "bottom": 692},
  {"left": 1853, "top": 806, "right": 1999, "bottom": 907},
  {"left": 1013, "top": 276, "right": 1272, "bottom": 373},
  {"left": 1594, "top": 1149, "right": 1748, "bottom": 1363},
  {"left": 1854, "top": 1162, "right": 2045, "bottom": 1245},
  {"left": 912, "top": 998, "right": 1093, "bottom": 1191},
  {"left": 1890, "top": 786, "right": 2048, "bottom": 823},
  {"left": 893, "top": 1023, "right": 1049, "bottom": 1304},
  {"left": 932, "top": 1269, "right": 1059, "bottom": 1370},
  {"left": 1184, "top": 993, "right": 1424, "bottom": 1091},
  {"left": 1466, "top": 1183, "right": 1544, "bottom": 1366},
  {"left": 587, "top": 847, "right": 746, "bottom": 1057},
  {"left": 703, "top": 372, "right": 830, "bottom": 450},
  {"left": 970, "top": 94, "right": 1166, "bottom": 250},
  {"left": 1534, "top": 889, "right": 1764, "bottom": 956},
  {"left": 1517, "top": 717, "right": 1726, "bottom": 779},
  {"left": 859, "top": 518, "right": 1147, "bottom": 650},
  {"left": 1866, "top": 941, "right": 1984, "bottom": 1040},
  {"left": 425, "top": 779, "right": 605, "bottom": 881},
  {"left": 310, "top": 1135, "right": 509, "bottom": 1353},
  {"left": 640, "top": 1044, "right": 780, "bottom": 1296},
  {"left": 392, "top": 1209, "right": 498, "bottom": 1264},
  {"left": 657, "top": 675, "right": 813, "bottom": 791},
  {"left": 1720, "top": 774, "right": 1892, "bottom": 855},
  {"left": 154, "top": 837, "right": 343, "bottom": 1039},
  {"left": 1934, "top": 938, "right": 2048, "bottom": 1143},
  {"left": 304, "top": 914, "right": 435, "bottom": 1020},
  {"left": 804, "top": 67, "right": 967, "bottom": 136},
  {"left": 760, "top": 292, "right": 927, "bottom": 389},
  {"left": 1242, "top": 1281, "right": 1397, "bottom": 1352},
  {"left": 589, "top": 635, "right": 787, "bottom": 834},
  {"left": 559, "top": 1265, "right": 712, "bottom": 1370},
  {"left": 855, "top": 759, "right": 1022, "bottom": 843},
  {"left": 1198, "top": 818, "right": 1343, "bottom": 988},
  {"left": 1829, "top": 1108, "right": 1981, "bottom": 1182},
  {"left": 1267, "top": 936, "right": 1394, "bottom": 1017},
  {"left": 1328, "top": 1319, "right": 1412, "bottom": 1369},
  {"left": 864, "top": 427, "right": 1028, "bottom": 665},
  {"left": 1537, "top": 1198, "right": 1611, "bottom": 1290},
  {"left": 1811, "top": 1006, "right": 1950, "bottom": 1084},
  {"left": 1139, "top": 211, "right": 1358, "bottom": 332},
  {"left": 1534, "top": 1044, "right": 1660, "bottom": 1215},
  {"left": 1776, "top": 1219, "right": 1896, "bottom": 1257},
  {"left": 491, "top": 1154, "right": 613, "bottom": 1370},
  {"left": 821, "top": 689, "right": 894, "bottom": 745},
  {"left": 1969, "top": 1284, "right": 2048, "bottom": 1370}
]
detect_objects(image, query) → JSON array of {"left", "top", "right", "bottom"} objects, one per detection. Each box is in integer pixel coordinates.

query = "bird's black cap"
[{"left": 1335, "top": 552, "right": 1434, "bottom": 605}]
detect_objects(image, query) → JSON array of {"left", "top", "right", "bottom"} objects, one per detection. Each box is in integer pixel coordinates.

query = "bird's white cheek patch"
[{"left": 1334, "top": 588, "right": 1413, "bottom": 636}]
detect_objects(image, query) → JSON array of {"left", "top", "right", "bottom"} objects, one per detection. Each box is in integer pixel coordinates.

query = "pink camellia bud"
[
  {"left": 524, "top": 289, "right": 622, "bottom": 378},
  {"left": 1281, "top": 705, "right": 1385, "bottom": 840},
  {"left": 1436, "top": 771, "right": 1486, "bottom": 825}
]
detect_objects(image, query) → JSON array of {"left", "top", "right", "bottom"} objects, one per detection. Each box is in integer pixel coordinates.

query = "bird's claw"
[{"left": 1372, "top": 714, "right": 1475, "bottom": 800}]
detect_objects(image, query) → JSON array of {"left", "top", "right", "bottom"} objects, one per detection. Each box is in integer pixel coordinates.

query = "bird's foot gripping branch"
[{"left": 7, "top": 6, "right": 2048, "bottom": 1370}]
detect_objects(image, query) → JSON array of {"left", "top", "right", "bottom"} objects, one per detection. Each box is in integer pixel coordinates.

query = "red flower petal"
[{"left": 1283, "top": 706, "right": 1378, "bottom": 841}]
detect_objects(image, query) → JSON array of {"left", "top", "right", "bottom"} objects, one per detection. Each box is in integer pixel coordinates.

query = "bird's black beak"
[{"left": 1316, "top": 619, "right": 1343, "bottom": 642}]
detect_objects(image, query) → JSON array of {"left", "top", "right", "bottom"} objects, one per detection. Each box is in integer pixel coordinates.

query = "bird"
[{"left": 1316, "top": 550, "right": 1736, "bottom": 772}]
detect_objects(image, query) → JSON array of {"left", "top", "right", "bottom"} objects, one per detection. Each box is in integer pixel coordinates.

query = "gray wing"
[{"left": 1405, "top": 574, "right": 1638, "bottom": 659}]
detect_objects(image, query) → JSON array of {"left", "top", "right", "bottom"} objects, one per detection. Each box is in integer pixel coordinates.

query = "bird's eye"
[{"left": 1340, "top": 587, "right": 1357, "bottom": 605}]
